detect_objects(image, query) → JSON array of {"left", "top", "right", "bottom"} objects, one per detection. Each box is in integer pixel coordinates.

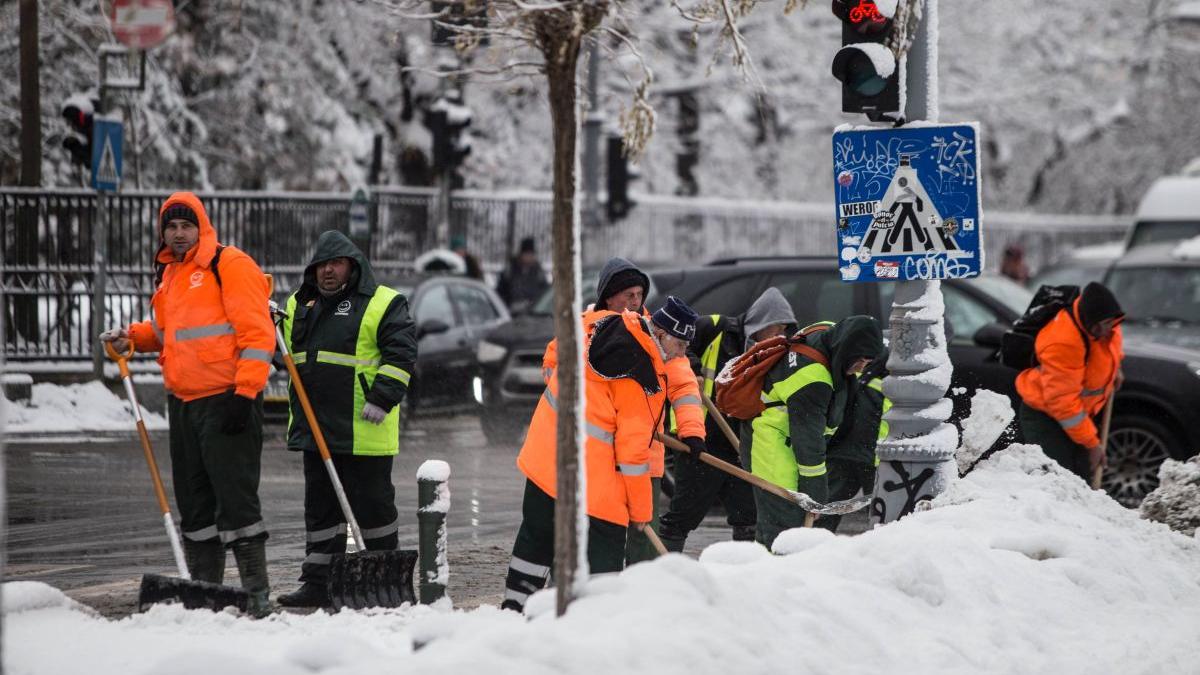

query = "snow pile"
[
  {"left": 7, "top": 443, "right": 1200, "bottom": 673},
  {"left": 956, "top": 389, "right": 1016, "bottom": 474},
  {"left": 1171, "top": 235, "right": 1200, "bottom": 261},
  {"left": 1140, "top": 456, "right": 1200, "bottom": 537},
  {"left": 2, "top": 381, "right": 168, "bottom": 435}
]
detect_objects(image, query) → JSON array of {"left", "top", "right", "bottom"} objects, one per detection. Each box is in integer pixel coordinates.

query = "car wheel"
[
  {"left": 1102, "top": 414, "right": 1175, "bottom": 508},
  {"left": 481, "top": 408, "right": 525, "bottom": 447}
]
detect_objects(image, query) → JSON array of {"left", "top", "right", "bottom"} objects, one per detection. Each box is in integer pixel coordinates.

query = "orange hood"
[{"left": 155, "top": 191, "right": 220, "bottom": 268}]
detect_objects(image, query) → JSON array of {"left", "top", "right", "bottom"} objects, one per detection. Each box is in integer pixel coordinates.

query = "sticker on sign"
[{"left": 109, "top": 0, "right": 176, "bottom": 50}]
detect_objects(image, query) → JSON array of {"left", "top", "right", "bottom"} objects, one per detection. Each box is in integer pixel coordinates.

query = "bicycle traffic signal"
[{"left": 831, "top": 0, "right": 900, "bottom": 120}]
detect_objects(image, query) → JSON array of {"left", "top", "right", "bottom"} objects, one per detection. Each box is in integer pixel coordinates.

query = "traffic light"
[
  {"left": 61, "top": 93, "right": 95, "bottom": 167},
  {"left": 606, "top": 135, "right": 637, "bottom": 221},
  {"left": 426, "top": 95, "right": 473, "bottom": 187},
  {"left": 831, "top": 0, "right": 899, "bottom": 120}
]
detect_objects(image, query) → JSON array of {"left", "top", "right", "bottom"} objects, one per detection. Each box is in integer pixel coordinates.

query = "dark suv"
[{"left": 478, "top": 257, "right": 1199, "bottom": 505}]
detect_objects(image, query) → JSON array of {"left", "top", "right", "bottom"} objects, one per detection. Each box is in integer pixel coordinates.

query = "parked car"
[
  {"left": 265, "top": 272, "right": 510, "bottom": 421},
  {"left": 478, "top": 255, "right": 1199, "bottom": 506},
  {"left": 1027, "top": 240, "right": 1123, "bottom": 290},
  {"left": 1124, "top": 174, "right": 1200, "bottom": 251}
]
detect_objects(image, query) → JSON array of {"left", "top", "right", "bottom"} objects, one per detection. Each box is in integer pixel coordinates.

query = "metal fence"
[{"left": 1, "top": 186, "right": 1131, "bottom": 363}]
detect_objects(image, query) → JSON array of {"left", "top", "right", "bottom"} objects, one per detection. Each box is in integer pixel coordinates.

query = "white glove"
[
  {"left": 98, "top": 327, "right": 128, "bottom": 342},
  {"left": 361, "top": 401, "right": 388, "bottom": 425}
]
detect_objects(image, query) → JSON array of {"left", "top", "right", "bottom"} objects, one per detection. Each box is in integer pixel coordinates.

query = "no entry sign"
[{"left": 109, "top": 0, "right": 176, "bottom": 50}]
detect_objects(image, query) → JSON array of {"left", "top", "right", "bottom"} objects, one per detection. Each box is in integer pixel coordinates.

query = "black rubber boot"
[
  {"left": 231, "top": 538, "right": 271, "bottom": 617},
  {"left": 277, "top": 582, "right": 331, "bottom": 609},
  {"left": 731, "top": 525, "right": 757, "bottom": 542},
  {"left": 183, "top": 539, "right": 226, "bottom": 584},
  {"left": 659, "top": 533, "right": 687, "bottom": 553}
]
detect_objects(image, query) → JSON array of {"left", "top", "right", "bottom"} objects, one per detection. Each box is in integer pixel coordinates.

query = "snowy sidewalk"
[
  {"left": 5, "top": 443, "right": 1199, "bottom": 674},
  {"left": 2, "top": 381, "right": 167, "bottom": 441}
]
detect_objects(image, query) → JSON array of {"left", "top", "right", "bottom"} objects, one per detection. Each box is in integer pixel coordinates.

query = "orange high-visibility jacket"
[
  {"left": 128, "top": 192, "right": 275, "bottom": 402},
  {"left": 1015, "top": 298, "right": 1123, "bottom": 449},
  {"left": 517, "top": 309, "right": 673, "bottom": 526}
]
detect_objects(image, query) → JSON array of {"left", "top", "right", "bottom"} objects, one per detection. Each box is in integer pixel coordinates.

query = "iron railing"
[{"left": 2, "top": 186, "right": 1131, "bottom": 363}]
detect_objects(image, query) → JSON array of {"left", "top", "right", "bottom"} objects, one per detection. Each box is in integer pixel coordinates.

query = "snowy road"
[{"left": 7, "top": 414, "right": 823, "bottom": 617}]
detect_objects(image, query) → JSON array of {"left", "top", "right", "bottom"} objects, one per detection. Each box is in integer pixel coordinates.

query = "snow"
[
  {"left": 850, "top": 43, "right": 897, "bottom": 79},
  {"left": 1069, "top": 241, "right": 1124, "bottom": 260},
  {"left": 1171, "top": 234, "right": 1200, "bottom": 261},
  {"left": 417, "top": 459, "right": 452, "bottom": 483},
  {"left": 7, "top": 442, "right": 1200, "bottom": 673},
  {"left": 1140, "top": 457, "right": 1200, "bottom": 537},
  {"left": 2, "top": 381, "right": 167, "bottom": 434},
  {"left": 956, "top": 389, "right": 1015, "bottom": 474},
  {"left": 1136, "top": 177, "right": 1200, "bottom": 221}
]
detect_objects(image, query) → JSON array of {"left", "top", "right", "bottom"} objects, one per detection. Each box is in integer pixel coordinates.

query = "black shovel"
[
  {"left": 271, "top": 302, "right": 417, "bottom": 609},
  {"left": 105, "top": 341, "right": 251, "bottom": 612}
]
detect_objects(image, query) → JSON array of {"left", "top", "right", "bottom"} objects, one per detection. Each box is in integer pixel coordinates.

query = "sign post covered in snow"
[{"left": 832, "top": 123, "right": 982, "bottom": 283}]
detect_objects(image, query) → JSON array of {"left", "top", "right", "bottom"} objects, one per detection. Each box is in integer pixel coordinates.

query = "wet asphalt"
[{"left": 4, "top": 413, "right": 866, "bottom": 617}]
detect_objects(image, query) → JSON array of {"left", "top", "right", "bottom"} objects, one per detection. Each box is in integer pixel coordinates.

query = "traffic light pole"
[
  {"left": 870, "top": 0, "right": 959, "bottom": 526},
  {"left": 581, "top": 42, "right": 603, "bottom": 228},
  {"left": 91, "top": 84, "right": 110, "bottom": 380}
]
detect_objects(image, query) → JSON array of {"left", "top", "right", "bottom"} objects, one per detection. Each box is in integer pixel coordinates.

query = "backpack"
[
  {"left": 999, "top": 284, "right": 1089, "bottom": 370},
  {"left": 714, "top": 324, "right": 831, "bottom": 421}
]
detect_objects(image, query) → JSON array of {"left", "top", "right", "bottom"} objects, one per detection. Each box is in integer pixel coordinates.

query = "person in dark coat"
[
  {"left": 450, "top": 235, "right": 484, "bottom": 281},
  {"left": 275, "top": 230, "right": 417, "bottom": 608},
  {"left": 496, "top": 237, "right": 549, "bottom": 311}
]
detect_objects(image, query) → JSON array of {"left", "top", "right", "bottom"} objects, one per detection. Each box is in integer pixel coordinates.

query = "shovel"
[
  {"left": 1091, "top": 396, "right": 1115, "bottom": 490},
  {"left": 655, "top": 431, "right": 865, "bottom": 520},
  {"left": 269, "top": 300, "right": 417, "bottom": 610},
  {"left": 104, "top": 341, "right": 250, "bottom": 613}
]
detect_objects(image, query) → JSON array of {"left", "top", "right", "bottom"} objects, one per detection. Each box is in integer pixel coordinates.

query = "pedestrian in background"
[
  {"left": 1001, "top": 242, "right": 1030, "bottom": 285},
  {"left": 496, "top": 236, "right": 548, "bottom": 312},
  {"left": 450, "top": 235, "right": 484, "bottom": 281},
  {"left": 99, "top": 192, "right": 276, "bottom": 616}
]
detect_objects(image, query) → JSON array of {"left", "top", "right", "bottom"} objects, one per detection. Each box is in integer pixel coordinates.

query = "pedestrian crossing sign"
[
  {"left": 832, "top": 123, "right": 983, "bottom": 283},
  {"left": 91, "top": 117, "right": 124, "bottom": 192}
]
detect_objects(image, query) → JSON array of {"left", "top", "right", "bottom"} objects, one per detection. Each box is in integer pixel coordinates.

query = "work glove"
[
  {"left": 361, "top": 401, "right": 388, "bottom": 425},
  {"left": 681, "top": 436, "right": 706, "bottom": 463},
  {"left": 1086, "top": 444, "right": 1108, "bottom": 473},
  {"left": 98, "top": 327, "right": 130, "bottom": 353},
  {"left": 221, "top": 394, "right": 255, "bottom": 435}
]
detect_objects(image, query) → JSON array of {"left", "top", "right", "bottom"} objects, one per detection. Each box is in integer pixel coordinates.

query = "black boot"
[
  {"left": 731, "top": 525, "right": 757, "bottom": 542},
  {"left": 183, "top": 539, "right": 226, "bottom": 584},
  {"left": 231, "top": 538, "right": 271, "bottom": 617},
  {"left": 659, "top": 533, "right": 686, "bottom": 553},
  {"left": 277, "top": 582, "right": 331, "bottom": 609}
]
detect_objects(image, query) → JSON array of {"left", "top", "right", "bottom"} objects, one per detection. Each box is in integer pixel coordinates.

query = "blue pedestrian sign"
[
  {"left": 831, "top": 123, "right": 983, "bottom": 282},
  {"left": 91, "top": 117, "right": 124, "bottom": 192}
]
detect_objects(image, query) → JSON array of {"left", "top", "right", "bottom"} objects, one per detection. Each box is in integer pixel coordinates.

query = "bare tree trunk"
[
  {"left": 545, "top": 32, "right": 584, "bottom": 621},
  {"left": 533, "top": 0, "right": 607, "bottom": 618}
]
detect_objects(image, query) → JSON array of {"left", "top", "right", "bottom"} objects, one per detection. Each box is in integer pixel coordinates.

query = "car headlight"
[
  {"left": 1190, "top": 361, "right": 1200, "bottom": 379},
  {"left": 477, "top": 340, "right": 507, "bottom": 364}
]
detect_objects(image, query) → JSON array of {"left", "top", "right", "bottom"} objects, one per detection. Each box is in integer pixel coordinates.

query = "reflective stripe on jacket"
[
  {"left": 517, "top": 310, "right": 665, "bottom": 526},
  {"left": 128, "top": 192, "right": 274, "bottom": 401},
  {"left": 748, "top": 359, "right": 834, "bottom": 491},
  {"left": 1015, "top": 298, "right": 1123, "bottom": 448}
]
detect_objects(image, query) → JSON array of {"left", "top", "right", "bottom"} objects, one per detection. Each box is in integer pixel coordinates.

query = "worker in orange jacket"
[
  {"left": 501, "top": 297, "right": 703, "bottom": 612},
  {"left": 1016, "top": 282, "right": 1125, "bottom": 482},
  {"left": 585, "top": 258, "right": 707, "bottom": 563},
  {"left": 100, "top": 192, "right": 276, "bottom": 615}
]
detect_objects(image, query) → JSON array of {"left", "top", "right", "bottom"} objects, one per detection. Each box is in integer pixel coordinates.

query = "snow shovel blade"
[
  {"left": 328, "top": 549, "right": 418, "bottom": 610},
  {"left": 137, "top": 573, "right": 250, "bottom": 613},
  {"left": 786, "top": 491, "right": 872, "bottom": 516}
]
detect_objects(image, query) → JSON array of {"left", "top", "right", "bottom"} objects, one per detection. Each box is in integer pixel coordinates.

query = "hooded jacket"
[
  {"left": 517, "top": 309, "right": 669, "bottom": 526},
  {"left": 741, "top": 315, "right": 883, "bottom": 503},
  {"left": 1015, "top": 297, "right": 1123, "bottom": 448},
  {"left": 282, "top": 231, "right": 417, "bottom": 456},
  {"left": 741, "top": 287, "right": 797, "bottom": 351},
  {"left": 128, "top": 192, "right": 275, "bottom": 402},
  {"left": 595, "top": 257, "right": 650, "bottom": 311}
]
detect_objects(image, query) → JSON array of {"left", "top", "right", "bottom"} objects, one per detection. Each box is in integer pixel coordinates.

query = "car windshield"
[
  {"left": 1128, "top": 221, "right": 1200, "bottom": 249},
  {"left": 1106, "top": 266, "right": 1200, "bottom": 325},
  {"left": 963, "top": 275, "right": 1035, "bottom": 316}
]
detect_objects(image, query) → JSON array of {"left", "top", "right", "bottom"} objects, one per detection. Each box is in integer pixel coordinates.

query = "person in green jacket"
[
  {"left": 276, "top": 230, "right": 418, "bottom": 608},
  {"left": 817, "top": 349, "right": 891, "bottom": 533},
  {"left": 740, "top": 315, "right": 884, "bottom": 547}
]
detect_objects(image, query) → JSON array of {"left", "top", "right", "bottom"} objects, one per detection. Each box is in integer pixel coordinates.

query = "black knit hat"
[
  {"left": 519, "top": 236, "right": 536, "bottom": 254},
  {"left": 652, "top": 296, "right": 699, "bottom": 342},
  {"left": 161, "top": 204, "right": 199, "bottom": 230},
  {"left": 1078, "top": 282, "right": 1124, "bottom": 330},
  {"left": 599, "top": 268, "right": 647, "bottom": 304}
]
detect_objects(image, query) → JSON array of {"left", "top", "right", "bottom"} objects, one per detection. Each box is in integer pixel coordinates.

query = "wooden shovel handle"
[
  {"left": 657, "top": 432, "right": 794, "bottom": 505},
  {"left": 1092, "top": 396, "right": 1115, "bottom": 490},
  {"left": 698, "top": 389, "right": 740, "bottom": 452},
  {"left": 637, "top": 523, "right": 670, "bottom": 557}
]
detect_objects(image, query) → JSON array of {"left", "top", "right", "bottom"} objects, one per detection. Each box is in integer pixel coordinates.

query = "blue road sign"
[
  {"left": 831, "top": 123, "right": 982, "bottom": 282},
  {"left": 91, "top": 117, "right": 124, "bottom": 192}
]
